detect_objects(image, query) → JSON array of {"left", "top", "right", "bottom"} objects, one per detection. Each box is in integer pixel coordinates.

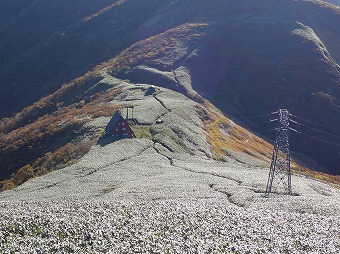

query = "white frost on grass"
[
  {"left": 0, "top": 200, "right": 339, "bottom": 253},
  {"left": 0, "top": 79, "right": 339, "bottom": 253},
  {"left": 292, "top": 22, "right": 336, "bottom": 65}
]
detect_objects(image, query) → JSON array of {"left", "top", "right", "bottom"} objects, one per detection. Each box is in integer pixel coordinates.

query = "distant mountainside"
[
  {"left": 109, "top": 0, "right": 340, "bottom": 174},
  {"left": 323, "top": 0, "right": 340, "bottom": 6},
  {"left": 0, "top": 0, "right": 339, "bottom": 188},
  {"left": 0, "top": 0, "right": 174, "bottom": 117}
]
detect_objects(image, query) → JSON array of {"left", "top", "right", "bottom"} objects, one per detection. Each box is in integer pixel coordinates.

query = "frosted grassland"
[
  {"left": 0, "top": 199, "right": 339, "bottom": 253},
  {"left": 0, "top": 82, "right": 339, "bottom": 253}
]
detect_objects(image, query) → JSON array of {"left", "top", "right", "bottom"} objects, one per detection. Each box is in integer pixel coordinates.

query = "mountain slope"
[
  {"left": 1, "top": 72, "right": 338, "bottom": 191},
  {"left": 323, "top": 0, "right": 340, "bottom": 6},
  {"left": 0, "top": 74, "right": 270, "bottom": 189},
  {"left": 0, "top": 0, "right": 339, "bottom": 186},
  {"left": 1, "top": 76, "right": 339, "bottom": 252},
  {"left": 0, "top": 0, "right": 173, "bottom": 117},
  {"left": 0, "top": 1, "right": 340, "bottom": 248},
  {"left": 0, "top": 82, "right": 339, "bottom": 251},
  {"left": 108, "top": 0, "right": 340, "bottom": 174}
]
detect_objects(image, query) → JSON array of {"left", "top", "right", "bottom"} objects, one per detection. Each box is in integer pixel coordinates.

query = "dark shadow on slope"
[
  {"left": 97, "top": 136, "right": 135, "bottom": 147},
  {"left": 97, "top": 136, "right": 120, "bottom": 147}
]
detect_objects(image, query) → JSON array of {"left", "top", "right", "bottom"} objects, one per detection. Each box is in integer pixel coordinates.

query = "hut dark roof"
[{"left": 105, "top": 111, "right": 122, "bottom": 134}]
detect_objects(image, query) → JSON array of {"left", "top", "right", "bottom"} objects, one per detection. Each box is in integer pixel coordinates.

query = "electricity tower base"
[{"left": 264, "top": 109, "right": 292, "bottom": 196}]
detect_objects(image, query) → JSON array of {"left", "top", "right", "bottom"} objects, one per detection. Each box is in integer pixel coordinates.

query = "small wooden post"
[{"left": 125, "top": 106, "right": 134, "bottom": 120}]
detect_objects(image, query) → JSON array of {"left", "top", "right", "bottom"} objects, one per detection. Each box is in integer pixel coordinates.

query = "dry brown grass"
[
  {"left": 203, "top": 101, "right": 273, "bottom": 162},
  {"left": 100, "top": 23, "right": 208, "bottom": 72},
  {"left": 0, "top": 46, "right": 126, "bottom": 191},
  {"left": 131, "top": 125, "right": 152, "bottom": 140},
  {"left": 291, "top": 163, "right": 340, "bottom": 187},
  {"left": 83, "top": 0, "right": 126, "bottom": 22},
  {"left": 202, "top": 100, "right": 340, "bottom": 186},
  {"left": 0, "top": 88, "right": 121, "bottom": 152},
  {"left": 33, "top": 139, "right": 95, "bottom": 176},
  {"left": 0, "top": 139, "right": 96, "bottom": 192},
  {"left": 0, "top": 72, "right": 103, "bottom": 134},
  {"left": 12, "top": 164, "right": 34, "bottom": 186},
  {"left": 0, "top": 85, "right": 122, "bottom": 191}
]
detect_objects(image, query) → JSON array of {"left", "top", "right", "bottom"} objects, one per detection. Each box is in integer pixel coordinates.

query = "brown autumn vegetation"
[
  {"left": 106, "top": 23, "right": 208, "bottom": 72},
  {"left": 202, "top": 101, "right": 340, "bottom": 186},
  {"left": 0, "top": 75, "right": 122, "bottom": 191},
  {"left": 0, "top": 139, "right": 97, "bottom": 191},
  {"left": 0, "top": 0, "right": 174, "bottom": 119},
  {"left": 0, "top": 86, "right": 121, "bottom": 153},
  {"left": 83, "top": 0, "right": 127, "bottom": 22},
  {"left": 0, "top": 72, "right": 101, "bottom": 134},
  {"left": 12, "top": 164, "right": 34, "bottom": 186},
  {"left": 202, "top": 101, "right": 273, "bottom": 162},
  {"left": 1, "top": 1, "right": 338, "bottom": 194}
]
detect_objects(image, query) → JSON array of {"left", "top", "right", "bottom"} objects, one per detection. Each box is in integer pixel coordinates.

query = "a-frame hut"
[{"left": 105, "top": 111, "right": 135, "bottom": 138}]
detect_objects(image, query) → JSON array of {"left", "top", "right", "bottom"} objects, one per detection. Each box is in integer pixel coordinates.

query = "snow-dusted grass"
[
  {"left": 0, "top": 200, "right": 339, "bottom": 253},
  {"left": 1, "top": 83, "right": 339, "bottom": 253},
  {"left": 1, "top": 135, "right": 338, "bottom": 253}
]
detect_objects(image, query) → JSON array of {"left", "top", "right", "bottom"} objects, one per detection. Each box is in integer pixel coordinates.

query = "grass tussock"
[{"left": 131, "top": 125, "right": 153, "bottom": 140}]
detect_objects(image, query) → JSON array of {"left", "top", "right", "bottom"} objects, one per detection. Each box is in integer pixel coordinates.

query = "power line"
[
  {"left": 259, "top": 128, "right": 277, "bottom": 133},
  {"left": 0, "top": 155, "right": 45, "bottom": 160},
  {"left": 290, "top": 114, "right": 340, "bottom": 134},
  {"left": 0, "top": 133, "right": 84, "bottom": 146},
  {"left": 289, "top": 127, "right": 340, "bottom": 148},
  {"left": 243, "top": 112, "right": 276, "bottom": 119},
  {"left": 0, "top": 142, "right": 86, "bottom": 160},
  {"left": 254, "top": 112, "right": 340, "bottom": 149},
  {"left": 290, "top": 120, "right": 340, "bottom": 139},
  {"left": 0, "top": 138, "right": 87, "bottom": 160},
  {"left": 0, "top": 142, "right": 88, "bottom": 160},
  {"left": 254, "top": 119, "right": 278, "bottom": 125}
]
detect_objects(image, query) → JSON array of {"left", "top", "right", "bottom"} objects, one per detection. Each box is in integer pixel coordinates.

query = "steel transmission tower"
[{"left": 264, "top": 109, "right": 292, "bottom": 196}]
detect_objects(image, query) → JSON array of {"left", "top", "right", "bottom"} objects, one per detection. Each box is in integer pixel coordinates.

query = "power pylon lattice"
[{"left": 264, "top": 109, "right": 292, "bottom": 196}]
